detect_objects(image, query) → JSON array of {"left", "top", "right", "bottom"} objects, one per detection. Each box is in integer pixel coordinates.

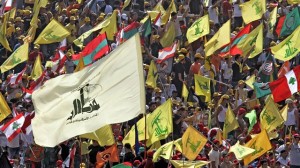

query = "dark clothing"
[
  {"left": 189, "top": 0, "right": 201, "bottom": 14},
  {"left": 173, "top": 114, "right": 182, "bottom": 139},
  {"left": 154, "top": 159, "right": 169, "bottom": 168},
  {"left": 88, "top": 145, "right": 105, "bottom": 164},
  {"left": 232, "top": 62, "right": 242, "bottom": 82},
  {"left": 123, "top": 151, "right": 135, "bottom": 163},
  {"left": 184, "top": 57, "right": 192, "bottom": 75},
  {"left": 150, "top": 42, "right": 163, "bottom": 58},
  {"left": 172, "top": 62, "right": 185, "bottom": 97},
  {"left": 59, "top": 144, "right": 69, "bottom": 161}
]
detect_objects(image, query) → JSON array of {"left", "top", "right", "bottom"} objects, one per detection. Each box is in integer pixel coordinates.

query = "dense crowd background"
[{"left": 1, "top": 0, "right": 300, "bottom": 168}]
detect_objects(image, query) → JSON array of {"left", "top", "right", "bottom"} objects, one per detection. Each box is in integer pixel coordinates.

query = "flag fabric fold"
[
  {"left": 223, "top": 106, "right": 239, "bottom": 139},
  {"left": 240, "top": 0, "right": 266, "bottom": 24},
  {"left": 186, "top": 15, "right": 210, "bottom": 43}
]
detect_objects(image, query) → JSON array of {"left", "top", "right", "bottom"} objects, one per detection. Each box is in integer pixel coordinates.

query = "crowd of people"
[{"left": 1, "top": 0, "right": 300, "bottom": 168}]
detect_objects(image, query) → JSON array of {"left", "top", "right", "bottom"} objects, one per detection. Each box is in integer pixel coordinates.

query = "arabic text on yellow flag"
[
  {"left": 229, "top": 142, "right": 255, "bottom": 160},
  {"left": 35, "top": 19, "right": 70, "bottom": 44},
  {"left": 123, "top": 116, "right": 149, "bottom": 147},
  {"left": 287, "top": 0, "right": 300, "bottom": 4},
  {"left": 194, "top": 74, "right": 211, "bottom": 102},
  {"left": 0, "top": 92, "right": 11, "bottom": 122},
  {"left": 147, "top": 99, "right": 173, "bottom": 145},
  {"left": 74, "top": 10, "right": 117, "bottom": 48},
  {"left": 240, "top": 0, "right": 266, "bottom": 24},
  {"left": 280, "top": 105, "right": 288, "bottom": 122},
  {"left": 237, "top": 23, "right": 263, "bottom": 59},
  {"left": 146, "top": 60, "right": 158, "bottom": 88},
  {"left": 160, "top": 22, "right": 176, "bottom": 47},
  {"left": 182, "top": 83, "right": 188, "bottom": 102},
  {"left": 204, "top": 20, "right": 230, "bottom": 56},
  {"left": 268, "top": 7, "right": 278, "bottom": 34},
  {"left": 182, "top": 125, "right": 207, "bottom": 161},
  {"left": 153, "top": 140, "right": 174, "bottom": 162},
  {"left": 271, "top": 26, "right": 300, "bottom": 61},
  {"left": 0, "top": 43, "right": 29, "bottom": 73},
  {"left": 244, "top": 129, "right": 272, "bottom": 165},
  {"left": 74, "top": 57, "right": 85, "bottom": 72},
  {"left": 245, "top": 74, "right": 256, "bottom": 89},
  {"left": 100, "top": 10, "right": 118, "bottom": 41},
  {"left": 31, "top": 55, "right": 43, "bottom": 80},
  {"left": 170, "top": 160, "right": 210, "bottom": 168},
  {"left": 80, "top": 125, "right": 115, "bottom": 146},
  {"left": 186, "top": 15, "right": 210, "bottom": 44},
  {"left": 0, "top": 11, "right": 12, "bottom": 52},
  {"left": 223, "top": 105, "right": 239, "bottom": 139},
  {"left": 260, "top": 96, "right": 284, "bottom": 132}
]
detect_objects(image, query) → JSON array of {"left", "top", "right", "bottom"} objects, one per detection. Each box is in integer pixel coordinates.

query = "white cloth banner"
[{"left": 32, "top": 34, "right": 145, "bottom": 147}]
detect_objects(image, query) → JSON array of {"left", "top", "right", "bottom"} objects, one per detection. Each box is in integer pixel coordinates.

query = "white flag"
[{"left": 32, "top": 34, "right": 145, "bottom": 147}]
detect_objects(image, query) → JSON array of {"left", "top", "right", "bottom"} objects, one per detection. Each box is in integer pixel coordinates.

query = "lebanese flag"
[
  {"left": 6, "top": 66, "right": 27, "bottom": 86},
  {"left": 21, "top": 111, "right": 35, "bottom": 135},
  {"left": 278, "top": 61, "right": 290, "bottom": 78},
  {"left": 1, "top": 114, "right": 25, "bottom": 142},
  {"left": 154, "top": 12, "right": 161, "bottom": 27},
  {"left": 270, "top": 66, "right": 300, "bottom": 102},
  {"left": 157, "top": 42, "right": 177, "bottom": 63},
  {"left": 4, "top": 0, "right": 13, "bottom": 11},
  {"left": 59, "top": 38, "right": 67, "bottom": 51}
]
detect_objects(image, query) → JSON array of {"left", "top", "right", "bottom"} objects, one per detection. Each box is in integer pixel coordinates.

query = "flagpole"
[{"left": 144, "top": 112, "right": 147, "bottom": 159}]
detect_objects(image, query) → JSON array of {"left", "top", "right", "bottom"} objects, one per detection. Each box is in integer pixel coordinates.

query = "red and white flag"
[
  {"left": 157, "top": 42, "right": 177, "bottom": 63},
  {"left": 21, "top": 111, "right": 35, "bottom": 135},
  {"left": 270, "top": 66, "right": 300, "bottom": 102},
  {"left": 278, "top": 61, "right": 290, "bottom": 78},
  {"left": 59, "top": 39, "right": 67, "bottom": 51},
  {"left": 6, "top": 66, "right": 27, "bottom": 86},
  {"left": 1, "top": 114, "right": 25, "bottom": 142},
  {"left": 154, "top": 12, "right": 161, "bottom": 27}
]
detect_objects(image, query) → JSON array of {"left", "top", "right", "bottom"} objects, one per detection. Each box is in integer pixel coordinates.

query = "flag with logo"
[
  {"left": 272, "top": 26, "right": 300, "bottom": 61},
  {"left": 223, "top": 106, "right": 239, "bottom": 139},
  {"left": 258, "top": 53, "right": 277, "bottom": 83},
  {"left": 253, "top": 82, "right": 271, "bottom": 98},
  {"left": 160, "top": 22, "right": 176, "bottom": 47},
  {"left": 123, "top": 116, "right": 149, "bottom": 147},
  {"left": 170, "top": 160, "right": 209, "bottom": 168},
  {"left": 147, "top": 99, "right": 173, "bottom": 145},
  {"left": 182, "top": 125, "right": 207, "bottom": 160},
  {"left": 268, "top": 7, "right": 278, "bottom": 34},
  {"left": 0, "top": 11, "right": 12, "bottom": 51},
  {"left": 146, "top": 60, "right": 158, "bottom": 88},
  {"left": 31, "top": 55, "right": 43, "bottom": 80},
  {"left": 80, "top": 125, "right": 115, "bottom": 146},
  {"left": 96, "top": 144, "right": 119, "bottom": 168},
  {"left": 240, "top": 0, "right": 266, "bottom": 24},
  {"left": 260, "top": 96, "right": 284, "bottom": 132},
  {"left": 245, "top": 110, "right": 257, "bottom": 133},
  {"left": 270, "top": 65, "right": 300, "bottom": 102},
  {"left": 34, "top": 19, "right": 70, "bottom": 44},
  {"left": 194, "top": 74, "right": 211, "bottom": 102},
  {"left": 236, "top": 23, "right": 263, "bottom": 58},
  {"left": 153, "top": 140, "right": 174, "bottom": 162},
  {"left": 31, "top": 35, "right": 145, "bottom": 147},
  {"left": 1, "top": 114, "right": 25, "bottom": 142},
  {"left": 0, "top": 43, "right": 29, "bottom": 73},
  {"left": 229, "top": 142, "right": 255, "bottom": 160},
  {"left": 160, "top": 0, "right": 176, "bottom": 25},
  {"left": 245, "top": 74, "right": 256, "bottom": 89},
  {"left": 275, "top": 7, "right": 300, "bottom": 37},
  {"left": 186, "top": 15, "right": 210, "bottom": 43},
  {"left": 182, "top": 83, "right": 189, "bottom": 102},
  {"left": 244, "top": 129, "right": 272, "bottom": 165},
  {"left": 0, "top": 92, "right": 11, "bottom": 122},
  {"left": 174, "top": 138, "right": 183, "bottom": 153},
  {"left": 204, "top": 20, "right": 230, "bottom": 56}
]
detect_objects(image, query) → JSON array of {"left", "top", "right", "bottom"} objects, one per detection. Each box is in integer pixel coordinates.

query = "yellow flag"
[
  {"left": 223, "top": 106, "right": 239, "bottom": 139},
  {"left": 0, "top": 92, "right": 11, "bottom": 122},
  {"left": 204, "top": 20, "right": 230, "bottom": 56},
  {"left": 245, "top": 74, "right": 256, "bottom": 89},
  {"left": 287, "top": 0, "right": 300, "bottom": 4},
  {"left": 229, "top": 142, "right": 255, "bottom": 160},
  {"left": 170, "top": 160, "right": 209, "bottom": 168},
  {"left": 0, "top": 11, "right": 12, "bottom": 51},
  {"left": 182, "top": 83, "right": 189, "bottom": 102},
  {"left": 74, "top": 57, "right": 85, "bottom": 72},
  {"left": 147, "top": 11, "right": 160, "bottom": 23},
  {"left": 31, "top": 55, "right": 43, "bottom": 80},
  {"left": 240, "top": 0, "right": 266, "bottom": 24},
  {"left": 186, "top": 15, "right": 210, "bottom": 43},
  {"left": 123, "top": 116, "right": 149, "bottom": 147},
  {"left": 80, "top": 125, "right": 115, "bottom": 146},
  {"left": 260, "top": 96, "right": 284, "bottom": 132},
  {"left": 271, "top": 26, "right": 300, "bottom": 61},
  {"left": 161, "top": 0, "right": 176, "bottom": 25},
  {"left": 182, "top": 125, "right": 207, "bottom": 160},
  {"left": 0, "top": 43, "right": 29, "bottom": 73},
  {"left": 194, "top": 74, "right": 211, "bottom": 102},
  {"left": 237, "top": 23, "right": 263, "bottom": 59},
  {"left": 244, "top": 129, "right": 272, "bottom": 165},
  {"left": 174, "top": 138, "right": 183, "bottom": 153},
  {"left": 280, "top": 105, "right": 288, "bottom": 122},
  {"left": 160, "top": 22, "right": 176, "bottom": 47},
  {"left": 146, "top": 60, "right": 158, "bottom": 88},
  {"left": 122, "top": 0, "right": 131, "bottom": 10},
  {"left": 74, "top": 10, "right": 117, "bottom": 48},
  {"left": 268, "top": 7, "right": 278, "bottom": 34},
  {"left": 7, "top": 8, "right": 16, "bottom": 20},
  {"left": 35, "top": 19, "right": 70, "bottom": 44},
  {"left": 150, "top": 140, "right": 161, "bottom": 150},
  {"left": 100, "top": 10, "right": 118, "bottom": 41},
  {"left": 147, "top": 99, "right": 173, "bottom": 145},
  {"left": 153, "top": 140, "right": 174, "bottom": 162}
]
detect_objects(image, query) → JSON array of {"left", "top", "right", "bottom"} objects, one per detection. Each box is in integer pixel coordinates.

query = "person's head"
[
  {"left": 212, "top": 139, "right": 219, "bottom": 151},
  {"left": 124, "top": 143, "right": 132, "bottom": 152},
  {"left": 149, "top": 101, "right": 157, "bottom": 112},
  {"left": 178, "top": 54, "right": 186, "bottom": 64},
  {"left": 285, "top": 98, "right": 294, "bottom": 108},
  {"left": 219, "top": 94, "right": 229, "bottom": 106},
  {"left": 171, "top": 12, "right": 177, "bottom": 20},
  {"left": 92, "top": 140, "right": 99, "bottom": 146},
  {"left": 280, "top": 149, "right": 288, "bottom": 158},
  {"left": 117, "top": 142, "right": 123, "bottom": 153},
  {"left": 172, "top": 90, "right": 178, "bottom": 97},
  {"left": 194, "top": 53, "right": 203, "bottom": 63},
  {"left": 260, "top": 159, "right": 268, "bottom": 168},
  {"left": 293, "top": 133, "right": 300, "bottom": 143},
  {"left": 130, "top": 11, "right": 138, "bottom": 22},
  {"left": 34, "top": 44, "right": 40, "bottom": 51},
  {"left": 70, "top": 16, "right": 76, "bottom": 24},
  {"left": 235, "top": 54, "right": 242, "bottom": 62},
  {"left": 238, "top": 108, "right": 246, "bottom": 117},
  {"left": 238, "top": 80, "right": 245, "bottom": 88}
]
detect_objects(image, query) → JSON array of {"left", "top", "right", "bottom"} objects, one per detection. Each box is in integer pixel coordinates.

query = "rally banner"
[{"left": 32, "top": 34, "right": 145, "bottom": 147}]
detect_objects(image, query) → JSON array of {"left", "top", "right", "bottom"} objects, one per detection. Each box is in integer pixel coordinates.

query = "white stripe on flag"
[{"left": 285, "top": 70, "right": 298, "bottom": 95}]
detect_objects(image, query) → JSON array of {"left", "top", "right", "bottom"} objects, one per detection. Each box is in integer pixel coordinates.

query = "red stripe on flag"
[
  {"left": 270, "top": 76, "right": 291, "bottom": 102},
  {"left": 93, "top": 45, "right": 110, "bottom": 61},
  {"left": 0, "top": 114, "right": 23, "bottom": 132},
  {"left": 7, "top": 128, "right": 22, "bottom": 142},
  {"left": 275, "top": 16, "right": 286, "bottom": 37}
]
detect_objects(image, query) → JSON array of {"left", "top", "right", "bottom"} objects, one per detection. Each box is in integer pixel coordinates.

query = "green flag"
[
  {"left": 277, "top": 7, "right": 300, "bottom": 37},
  {"left": 253, "top": 82, "right": 271, "bottom": 99},
  {"left": 245, "top": 110, "right": 257, "bottom": 133},
  {"left": 141, "top": 17, "right": 152, "bottom": 37}
]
